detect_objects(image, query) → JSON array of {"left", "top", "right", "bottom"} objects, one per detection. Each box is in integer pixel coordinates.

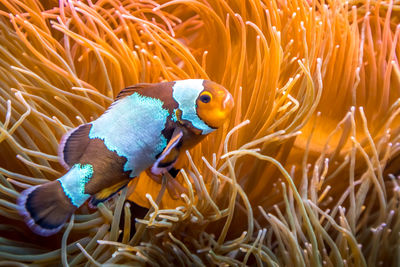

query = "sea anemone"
[{"left": 0, "top": 0, "right": 399, "bottom": 265}]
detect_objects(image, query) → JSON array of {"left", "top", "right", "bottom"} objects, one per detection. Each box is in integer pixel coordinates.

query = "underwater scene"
[{"left": 0, "top": 0, "right": 399, "bottom": 266}]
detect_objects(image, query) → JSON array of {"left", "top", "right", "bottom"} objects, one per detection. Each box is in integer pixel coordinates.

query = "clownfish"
[{"left": 17, "top": 79, "right": 234, "bottom": 236}]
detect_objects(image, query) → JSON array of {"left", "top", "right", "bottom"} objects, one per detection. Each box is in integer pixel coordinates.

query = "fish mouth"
[{"left": 222, "top": 92, "right": 234, "bottom": 112}]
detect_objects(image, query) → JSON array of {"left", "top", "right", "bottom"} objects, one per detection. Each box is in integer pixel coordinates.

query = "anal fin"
[{"left": 89, "top": 180, "right": 129, "bottom": 208}]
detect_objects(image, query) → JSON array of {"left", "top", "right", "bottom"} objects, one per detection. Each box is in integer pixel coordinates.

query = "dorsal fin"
[
  {"left": 58, "top": 124, "right": 92, "bottom": 169},
  {"left": 115, "top": 83, "right": 151, "bottom": 101}
]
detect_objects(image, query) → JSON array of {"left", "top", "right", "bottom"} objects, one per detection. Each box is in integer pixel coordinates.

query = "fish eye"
[{"left": 199, "top": 93, "right": 211, "bottom": 103}]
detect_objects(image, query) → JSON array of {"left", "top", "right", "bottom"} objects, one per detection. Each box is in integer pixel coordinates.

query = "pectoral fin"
[{"left": 151, "top": 128, "right": 183, "bottom": 175}]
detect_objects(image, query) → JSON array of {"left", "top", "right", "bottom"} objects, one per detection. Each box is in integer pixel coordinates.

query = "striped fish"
[{"left": 17, "top": 79, "right": 234, "bottom": 236}]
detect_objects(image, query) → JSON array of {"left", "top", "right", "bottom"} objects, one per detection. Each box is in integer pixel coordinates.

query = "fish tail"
[{"left": 17, "top": 180, "right": 77, "bottom": 236}]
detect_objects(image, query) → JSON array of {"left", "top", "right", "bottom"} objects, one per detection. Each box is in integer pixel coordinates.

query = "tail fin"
[{"left": 17, "top": 180, "right": 77, "bottom": 236}]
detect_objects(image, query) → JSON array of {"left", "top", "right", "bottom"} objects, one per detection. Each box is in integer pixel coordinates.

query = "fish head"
[{"left": 195, "top": 80, "right": 234, "bottom": 129}]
